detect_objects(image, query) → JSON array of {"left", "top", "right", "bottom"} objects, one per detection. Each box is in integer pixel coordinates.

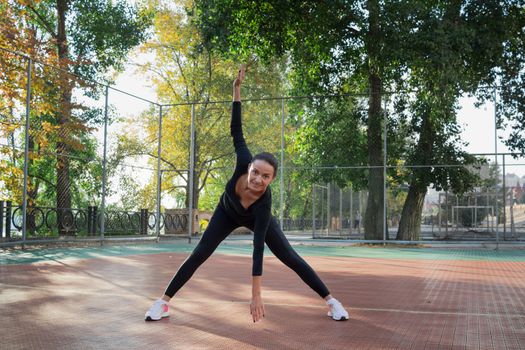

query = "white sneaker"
[
  {"left": 145, "top": 299, "right": 169, "bottom": 321},
  {"left": 326, "top": 298, "right": 349, "bottom": 321}
]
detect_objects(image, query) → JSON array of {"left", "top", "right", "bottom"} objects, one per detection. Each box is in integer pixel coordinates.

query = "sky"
[{"left": 457, "top": 97, "right": 523, "bottom": 178}]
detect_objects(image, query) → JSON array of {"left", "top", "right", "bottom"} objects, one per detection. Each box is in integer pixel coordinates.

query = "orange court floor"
[{"left": 1, "top": 242, "right": 525, "bottom": 349}]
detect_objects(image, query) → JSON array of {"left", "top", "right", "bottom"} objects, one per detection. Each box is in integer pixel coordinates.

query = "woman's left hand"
[
  {"left": 234, "top": 64, "right": 246, "bottom": 88},
  {"left": 250, "top": 295, "right": 265, "bottom": 323}
]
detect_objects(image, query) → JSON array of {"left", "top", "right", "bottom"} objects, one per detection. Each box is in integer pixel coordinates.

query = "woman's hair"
[{"left": 252, "top": 152, "right": 278, "bottom": 177}]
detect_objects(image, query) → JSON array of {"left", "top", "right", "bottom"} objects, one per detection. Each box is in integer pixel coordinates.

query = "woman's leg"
[
  {"left": 163, "top": 206, "right": 238, "bottom": 298},
  {"left": 264, "top": 218, "right": 330, "bottom": 299}
]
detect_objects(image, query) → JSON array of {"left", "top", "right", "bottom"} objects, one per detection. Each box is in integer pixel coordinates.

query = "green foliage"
[
  {"left": 293, "top": 98, "right": 367, "bottom": 188},
  {"left": 195, "top": 0, "right": 525, "bottom": 242},
  {"left": 69, "top": 1, "right": 153, "bottom": 76},
  {"left": 394, "top": 1, "right": 525, "bottom": 196}
]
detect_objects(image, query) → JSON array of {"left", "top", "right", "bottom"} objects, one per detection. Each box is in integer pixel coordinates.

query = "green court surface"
[{"left": 2, "top": 241, "right": 525, "bottom": 265}]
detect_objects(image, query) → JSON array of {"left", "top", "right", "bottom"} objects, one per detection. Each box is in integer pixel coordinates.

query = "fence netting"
[{"left": 2, "top": 49, "right": 525, "bottom": 244}]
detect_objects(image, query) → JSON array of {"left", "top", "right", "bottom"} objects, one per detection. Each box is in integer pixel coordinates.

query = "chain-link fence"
[
  {"left": 302, "top": 184, "right": 366, "bottom": 239},
  {"left": 0, "top": 48, "right": 192, "bottom": 244},
  {"left": 1, "top": 47, "right": 525, "bottom": 246}
]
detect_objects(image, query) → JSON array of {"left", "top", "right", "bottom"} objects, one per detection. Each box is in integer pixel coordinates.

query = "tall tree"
[
  {"left": 396, "top": 0, "right": 525, "bottom": 240},
  {"left": 0, "top": 1, "right": 67, "bottom": 208},
  {"left": 1, "top": 0, "right": 151, "bottom": 234}
]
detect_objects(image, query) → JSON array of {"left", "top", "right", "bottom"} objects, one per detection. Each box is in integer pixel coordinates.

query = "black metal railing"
[
  {"left": 279, "top": 218, "right": 317, "bottom": 231},
  {"left": 0, "top": 201, "right": 189, "bottom": 239}
]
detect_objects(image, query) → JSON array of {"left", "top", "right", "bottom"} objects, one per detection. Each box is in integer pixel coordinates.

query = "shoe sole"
[
  {"left": 333, "top": 316, "right": 349, "bottom": 321},
  {"left": 327, "top": 314, "right": 349, "bottom": 321},
  {"left": 145, "top": 313, "right": 169, "bottom": 322}
]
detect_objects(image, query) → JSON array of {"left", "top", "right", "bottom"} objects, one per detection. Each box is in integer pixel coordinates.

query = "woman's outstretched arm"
[
  {"left": 232, "top": 65, "right": 265, "bottom": 322},
  {"left": 231, "top": 65, "right": 252, "bottom": 175},
  {"left": 251, "top": 276, "right": 265, "bottom": 323}
]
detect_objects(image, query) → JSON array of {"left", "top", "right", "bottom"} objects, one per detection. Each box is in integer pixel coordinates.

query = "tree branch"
[{"left": 27, "top": 5, "right": 58, "bottom": 39}]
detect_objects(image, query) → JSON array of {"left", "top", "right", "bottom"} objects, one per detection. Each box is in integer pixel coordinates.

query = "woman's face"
[{"left": 247, "top": 160, "right": 275, "bottom": 192}]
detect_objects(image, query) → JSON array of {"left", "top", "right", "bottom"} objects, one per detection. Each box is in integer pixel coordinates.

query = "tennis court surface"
[{"left": 1, "top": 242, "right": 525, "bottom": 349}]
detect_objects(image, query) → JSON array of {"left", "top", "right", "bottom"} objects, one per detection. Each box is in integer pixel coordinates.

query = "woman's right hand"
[{"left": 250, "top": 294, "right": 265, "bottom": 323}]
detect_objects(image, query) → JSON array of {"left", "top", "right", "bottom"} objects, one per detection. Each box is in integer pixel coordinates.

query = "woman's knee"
[
  {"left": 274, "top": 248, "right": 304, "bottom": 269},
  {"left": 192, "top": 246, "right": 214, "bottom": 264}
]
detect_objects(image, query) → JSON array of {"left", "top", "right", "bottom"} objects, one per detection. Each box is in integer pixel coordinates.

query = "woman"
[{"left": 145, "top": 66, "right": 349, "bottom": 323}]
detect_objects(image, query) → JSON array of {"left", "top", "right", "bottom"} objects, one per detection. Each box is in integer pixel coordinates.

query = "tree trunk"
[
  {"left": 27, "top": 136, "right": 39, "bottom": 234},
  {"left": 363, "top": 0, "right": 385, "bottom": 240},
  {"left": 397, "top": 110, "right": 434, "bottom": 240},
  {"left": 396, "top": 185, "right": 427, "bottom": 240},
  {"left": 56, "top": 0, "right": 73, "bottom": 235},
  {"left": 183, "top": 169, "right": 200, "bottom": 209}
]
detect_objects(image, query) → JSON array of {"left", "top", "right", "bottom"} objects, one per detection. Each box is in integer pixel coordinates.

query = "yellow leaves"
[
  {"left": 41, "top": 121, "right": 55, "bottom": 133},
  {"left": 0, "top": 145, "right": 18, "bottom": 158},
  {"left": 17, "top": 0, "right": 40, "bottom": 6},
  {"left": 33, "top": 100, "right": 58, "bottom": 116},
  {"left": 393, "top": 159, "right": 409, "bottom": 179},
  {"left": 32, "top": 124, "right": 55, "bottom": 149},
  {"left": 0, "top": 120, "right": 20, "bottom": 136},
  {"left": 159, "top": 106, "right": 192, "bottom": 167},
  {"left": 0, "top": 160, "right": 23, "bottom": 201},
  {"left": 0, "top": 1, "right": 47, "bottom": 58}
]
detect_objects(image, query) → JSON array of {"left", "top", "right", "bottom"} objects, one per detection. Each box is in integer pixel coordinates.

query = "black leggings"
[{"left": 164, "top": 206, "right": 330, "bottom": 298}]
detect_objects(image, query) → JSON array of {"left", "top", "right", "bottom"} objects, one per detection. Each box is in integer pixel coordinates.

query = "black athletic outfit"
[{"left": 164, "top": 101, "right": 330, "bottom": 298}]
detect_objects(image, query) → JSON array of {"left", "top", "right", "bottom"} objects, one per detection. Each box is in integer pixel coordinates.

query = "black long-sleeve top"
[{"left": 219, "top": 101, "right": 272, "bottom": 276}]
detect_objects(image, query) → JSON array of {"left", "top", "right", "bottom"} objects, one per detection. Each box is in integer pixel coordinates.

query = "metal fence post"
[
  {"left": 188, "top": 104, "right": 196, "bottom": 243},
  {"left": 339, "top": 188, "right": 343, "bottom": 235},
  {"left": 0, "top": 201, "right": 3, "bottom": 238},
  {"left": 312, "top": 184, "right": 315, "bottom": 238},
  {"left": 21, "top": 57, "right": 32, "bottom": 246},
  {"left": 350, "top": 188, "right": 353, "bottom": 235},
  {"left": 383, "top": 98, "right": 387, "bottom": 243},
  {"left": 100, "top": 85, "right": 110, "bottom": 245},
  {"left": 280, "top": 99, "right": 285, "bottom": 230},
  {"left": 326, "top": 183, "right": 330, "bottom": 236},
  {"left": 494, "top": 88, "right": 499, "bottom": 248},
  {"left": 155, "top": 105, "right": 163, "bottom": 240},
  {"left": 503, "top": 154, "right": 506, "bottom": 238}
]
